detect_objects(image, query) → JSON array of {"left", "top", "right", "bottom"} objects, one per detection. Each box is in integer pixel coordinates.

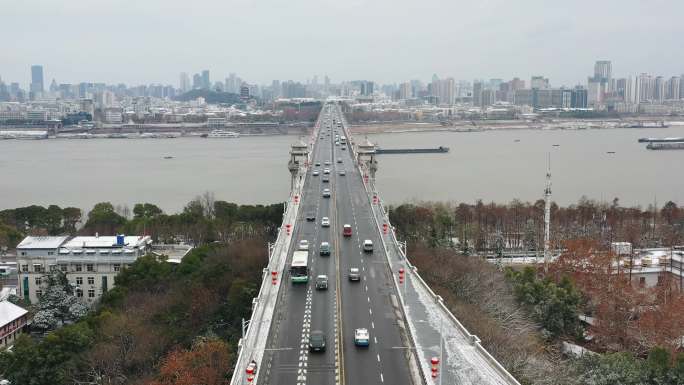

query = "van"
[
  {"left": 315, "top": 275, "right": 328, "bottom": 290},
  {"left": 363, "top": 239, "right": 373, "bottom": 253},
  {"left": 320, "top": 242, "right": 331, "bottom": 256}
]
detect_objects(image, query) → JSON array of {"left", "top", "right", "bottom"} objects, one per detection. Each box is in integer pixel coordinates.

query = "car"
[
  {"left": 337, "top": 159, "right": 343, "bottom": 163},
  {"left": 335, "top": 142, "right": 339, "bottom": 146},
  {"left": 322, "top": 188, "right": 331, "bottom": 198},
  {"left": 343, "top": 224, "right": 352, "bottom": 237},
  {"left": 306, "top": 212, "right": 316, "bottom": 221},
  {"left": 319, "top": 241, "right": 331, "bottom": 256},
  {"left": 315, "top": 275, "right": 328, "bottom": 290},
  {"left": 348, "top": 267, "right": 360, "bottom": 281},
  {"left": 312, "top": 170, "right": 320, "bottom": 176},
  {"left": 321, "top": 217, "right": 330, "bottom": 227},
  {"left": 322, "top": 177, "right": 330, "bottom": 183},
  {"left": 315, "top": 162, "right": 321, "bottom": 166},
  {"left": 341, "top": 146, "right": 346, "bottom": 150},
  {"left": 324, "top": 161, "right": 331, "bottom": 166},
  {"left": 363, "top": 239, "right": 373, "bottom": 252},
  {"left": 299, "top": 240, "right": 309, "bottom": 251},
  {"left": 338, "top": 170, "right": 346, "bottom": 176},
  {"left": 309, "top": 330, "right": 327, "bottom": 352},
  {"left": 354, "top": 328, "right": 369, "bottom": 346},
  {"left": 323, "top": 168, "right": 330, "bottom": 174}
]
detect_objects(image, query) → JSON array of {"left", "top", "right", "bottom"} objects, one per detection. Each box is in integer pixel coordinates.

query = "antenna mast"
[{"left": 544, "top": 153, "right": 552, "bottom": 272}]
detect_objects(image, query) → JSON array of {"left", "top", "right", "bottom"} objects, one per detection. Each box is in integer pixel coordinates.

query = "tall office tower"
[
  {"left": 324, "top": 75, "right": 330, "bottom": 93},
  {"left": 30, "top": 65, "right": 44, "bottom": 94},
  {"left": 616, "top": 77, "right": 633, "bottom": 103},
  {"left": 654, "top": 76, "right": 665, "bottom": 103},
  {"left": 681, "top": 75, "right": 684, "bottom": 99},
  {"left": 587, "top": 79, "right": 603, "bottom": 107},
  {"left": 193, "top": 73, "right": 202, "bottom": 89},
  {"left": 179, "top": 72, "right": 190, "bottom": 92},
  {"left": 399, "top": 82, "right": 412, "bottom": 100},
  {"left": 635, "top": 73, "right": 654, "bottom": 103},
  {"left": 666, "top": 76, "right": 680, "bottom": 100},
  {"left": 472, "top": 81, "right": 483, "bottom": 107},
  {"left": 593, "top": 60, "right": 612, "bottom": 92},
  {"left": 530, "top": 76, "right": 549, "bottom": 89},
  {"left": 509, "top": 77, "right": 525, "bottom": 91},
  {"left": 201, "top": 70, "right": 210, "bottom": 89}
]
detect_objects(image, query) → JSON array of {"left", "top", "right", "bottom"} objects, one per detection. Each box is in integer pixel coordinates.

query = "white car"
[
  {"left": 324, "top": 161, "right": 331, "bottom": 166},
  {"left": 338, "top": 170, "right": 346, "bottom": 176},
  {"left": 321, "top": 217, "right": 330, "bottom": 227},
  {"left": 312, "top": 170, "right": 320, "bottom": 176},
  {"left": 323, "top": 168, "right": 331, "bottom": 174},
  {"left": 322, "top": 188, "right": 331, "bottom": 198},
  {"left": 363, "top": 239, "right": 373, "bottom": 252},
  {"left": 354, "top": 328, "right": 370, "bottom": 346},
  {"left": 299, "top": 240, "right": 309, "bottom": 251}
]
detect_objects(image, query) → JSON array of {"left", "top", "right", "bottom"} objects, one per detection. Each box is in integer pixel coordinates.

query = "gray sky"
[{"left": 2, "top": 0, "right": 683, "bottom": 88}]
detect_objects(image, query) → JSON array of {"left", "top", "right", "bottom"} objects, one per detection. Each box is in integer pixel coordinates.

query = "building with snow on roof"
[{"left": 16, "top": 234, "right": 152, "bottom": 305}]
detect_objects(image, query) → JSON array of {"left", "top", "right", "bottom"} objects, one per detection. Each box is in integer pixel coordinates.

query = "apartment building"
[
  {"left": 0, "top": 300, "right": 29, "bottom": 349},
  {"left": 16, "top": 235, "right": 152, "bottom": 305}
]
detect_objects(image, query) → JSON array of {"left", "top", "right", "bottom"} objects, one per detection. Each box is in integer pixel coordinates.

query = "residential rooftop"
[{"left": 0, "top": 300, "right": 28, "bottom": 327}]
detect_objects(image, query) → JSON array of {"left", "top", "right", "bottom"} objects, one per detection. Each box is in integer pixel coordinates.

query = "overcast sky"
[{"left": 2, "top": 0, "right": 683, "bottom": 88}]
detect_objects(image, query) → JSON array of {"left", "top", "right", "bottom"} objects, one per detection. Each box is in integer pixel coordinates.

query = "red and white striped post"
[{"left": 431, "top": 356, "right": 439, "bottom": 380}]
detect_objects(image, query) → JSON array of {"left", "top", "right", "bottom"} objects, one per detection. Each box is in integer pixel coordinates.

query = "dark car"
[
  {"left": 322, "top": 177, "right": 330, "bottom": 183},
  {"left": 306, "top": 212, "right": 316, "bottom": 221},
  {"left": 309, "top": 330, "right": 326, "bottom": 352}
]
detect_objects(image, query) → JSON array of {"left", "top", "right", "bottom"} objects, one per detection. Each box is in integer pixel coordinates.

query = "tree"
[
  {"left": 147, "top": 338, "right": 232, "bottom": 385},
  {"left": 32, "top": 270, "right": 88, "bottom": 331},
  {"left": 133, "top": 203, "right": 163, "bottom": 220},
  {"left": 62, "top": 207, "right": 82, "bottom": 233},
  {"left": 84, "top": 202, "right": 126, "bottom": 234}
]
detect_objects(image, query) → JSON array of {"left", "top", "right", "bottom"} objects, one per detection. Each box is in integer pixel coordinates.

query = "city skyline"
[{"left": 2, "top": 0, "right": 684, "bottom": 87}]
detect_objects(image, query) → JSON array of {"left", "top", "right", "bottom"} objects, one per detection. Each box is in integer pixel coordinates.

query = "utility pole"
[{"left": 544, "top": 153, "right": 552, "bottom": 273}]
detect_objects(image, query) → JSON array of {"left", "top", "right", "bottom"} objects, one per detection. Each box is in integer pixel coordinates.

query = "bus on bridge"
[{"left": 290, "top": 251, "right": 309, "bottom": 283}]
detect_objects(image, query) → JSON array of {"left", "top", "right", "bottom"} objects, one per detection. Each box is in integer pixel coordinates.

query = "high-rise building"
[
  {"left": 593, "top": 60, "right": 612, "bottom": 92},
  {"left": 201, "top": 70, "right": 210, "bottom": 89},
  {"left": 681, "top": 75, "right": 684, "bottom": 99},
  {"left": 472, "top": 81, "right": 483, "bottom": 107},
  {"left": 616, "top": 77, "right": 633, "bottom": 103},
  {"left": 530, "top": 76, "right": 549, "bottom": 89},
  {"left": 654, "top": 76, "right": 666, "bottom": 102},
  {"left": 179, "top": 72, "right": 190, "bottom": 93},
  {"left": 587, "top": 79, "right": 602, "bottom": 107},
  {"left": 30, "top": 65, "right": 44, "bottom": 94},
  {"left": 193, "top": 73, "right": 202, "bottom": 89},
  {"left": 635, "top": 73, "right": 654, "bottom": 103},
  {"left": 666, "top": 76, "right": 680, "bottom": 100},
  {"left": 399, "top": 82, "right": 412, "bottom": 100}
]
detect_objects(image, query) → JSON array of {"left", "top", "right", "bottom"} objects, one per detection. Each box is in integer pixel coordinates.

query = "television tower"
[{"left": 544, "top": 154, "right": 552, "bottom": 272}]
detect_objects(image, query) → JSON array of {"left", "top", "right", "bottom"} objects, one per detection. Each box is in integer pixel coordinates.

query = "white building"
[
  {"left": 16, "top": 235, "right": 152, "bottom": 305},
  {"left": 0, "top": 300, "right": 29, "bottom": 349}
]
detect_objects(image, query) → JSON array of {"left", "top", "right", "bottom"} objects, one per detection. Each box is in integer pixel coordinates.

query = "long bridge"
[{"left": 230, "top": 102, "right": 521, "bottom": 385}]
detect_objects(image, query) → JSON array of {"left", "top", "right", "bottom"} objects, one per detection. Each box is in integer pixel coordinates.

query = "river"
[{"left": 1, "top": 126, "right": 682, "bottom": 214}]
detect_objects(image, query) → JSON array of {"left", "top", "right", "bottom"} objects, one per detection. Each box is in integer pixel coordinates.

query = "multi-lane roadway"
[{"left": 260, "top": 104, "right": 414, "bottom": 385}]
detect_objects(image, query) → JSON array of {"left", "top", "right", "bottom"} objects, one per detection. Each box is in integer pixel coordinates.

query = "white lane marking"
[
  {"left": 380, "top": 373, "right": 384, "bottom": 382},
  {"left": 374, "top": 336, "right": 378, "bottom": 344},
  {"left": 371, "top": 321, "right": 375, "bottom": 329},
  {"left": 367, "top": 296, "right": 370, "bottom": 303},
  {"left": 365, "top": 285, "right": 368, "bottom": 291},
  {"left": 377, "top": 354, "right": 380, "bottom": 362},
  {"left": 369, "top": 308, "right": 372, "bottom": 315}
]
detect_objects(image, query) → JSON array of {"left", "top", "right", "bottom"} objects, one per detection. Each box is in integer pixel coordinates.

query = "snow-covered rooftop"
[
  {"left": 16, "top": 236, "right": 69, "bottom": 249},
  {"left": 0, "top": 300, "right": 28, "bottom": 327},
  {"left": 63, "top": 236, "right": 151, "bottom": 249}
]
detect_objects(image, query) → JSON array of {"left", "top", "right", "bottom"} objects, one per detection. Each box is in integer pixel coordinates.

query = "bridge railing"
[
  {"left": 340, "top": 105, "right": 521, "bottom": 385},
  {"left": 229, "top": 113, "right": 321, "bottom": 385}
]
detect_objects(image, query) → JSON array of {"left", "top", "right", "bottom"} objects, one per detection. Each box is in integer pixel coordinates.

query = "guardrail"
[
  {"left": 229, "top": 113, "right": 321, "bottom": 385},
  {"left": 338, "top": 106, "right": 428, "bottom": 385},
  {"left": 340, "top": 104, "right": 521, "bottom": 385}
]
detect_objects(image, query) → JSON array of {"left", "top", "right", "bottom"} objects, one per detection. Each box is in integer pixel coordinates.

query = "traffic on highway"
[{"left": 259, "top": 103, "right": 414, "bottom": 385}]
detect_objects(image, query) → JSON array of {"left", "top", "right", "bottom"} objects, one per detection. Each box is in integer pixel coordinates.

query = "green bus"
[{"left": 290, "top": 251, "right": 309, "bottom": 283}]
